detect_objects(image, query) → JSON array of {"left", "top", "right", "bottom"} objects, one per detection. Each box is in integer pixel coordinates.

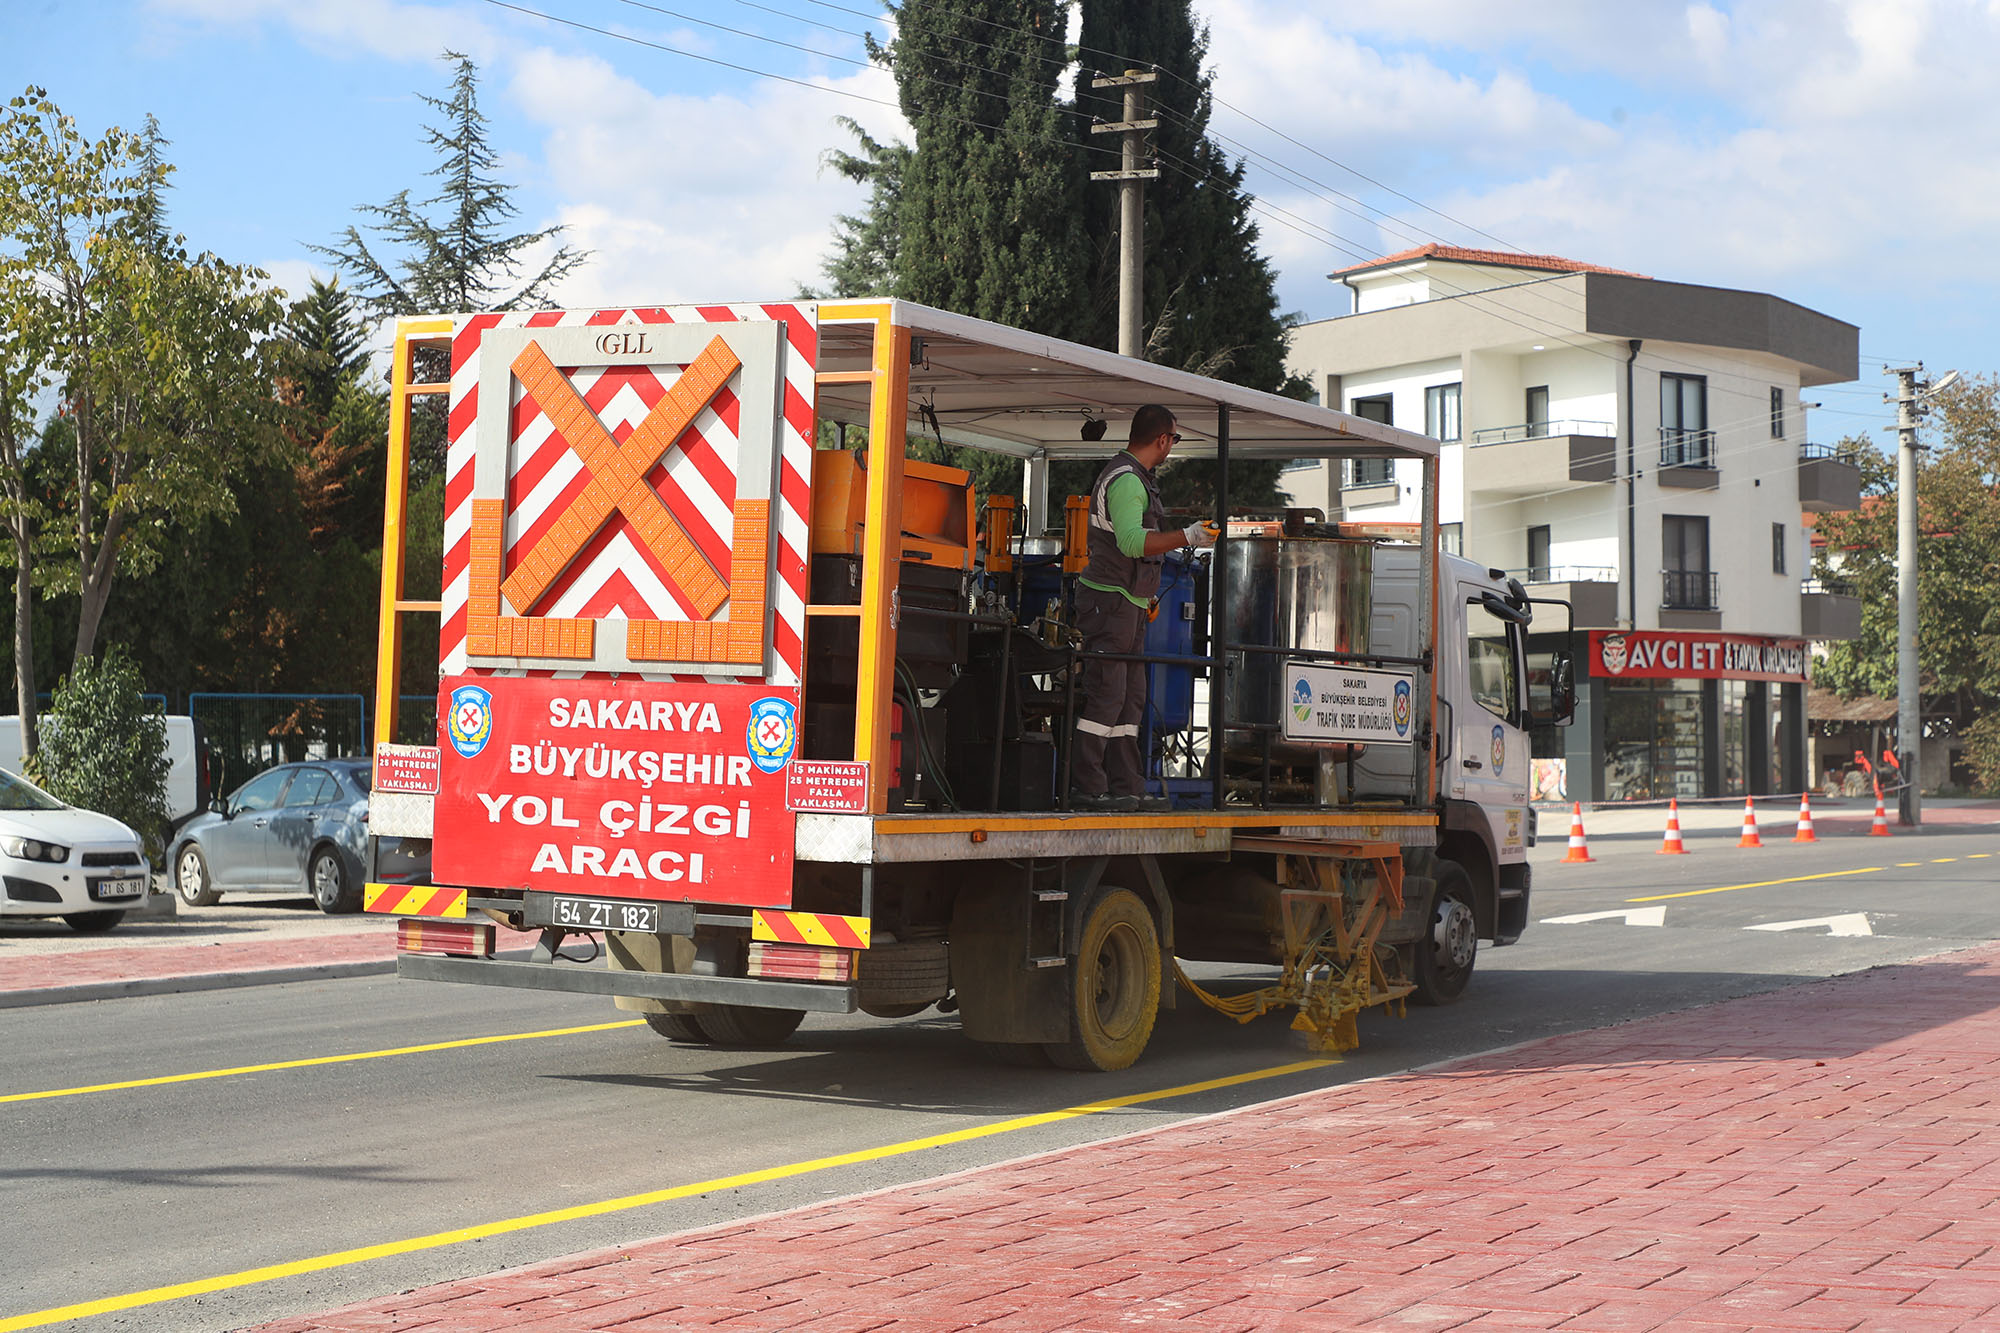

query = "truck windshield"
[{"left": 0, "top": 768, "right": 67, "bottom": 811}]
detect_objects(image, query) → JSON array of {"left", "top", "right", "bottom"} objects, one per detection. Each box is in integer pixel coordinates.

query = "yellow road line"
[
  {"left": 0, "top": 1020, "right": 646, "bottom": 1104},
  {"left": 1932, "top": 858, "right": 1958, "bottom": 864},
  {"left": 1897, "top": 862, "right": 1925, "bottom": 868},
  {"left": 1629, "top": 866, "right": 1884, "bottom": 902},
  {"left": 1972, "top": 854, "right": 1992, "bottom": 859},
  {"left": 0, "top": 1058, "right": 1331, "bottom": 1332}
]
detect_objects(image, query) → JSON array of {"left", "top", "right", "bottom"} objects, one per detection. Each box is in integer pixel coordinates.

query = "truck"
[{"left": 363, "top": 300, "right": 1576, "bottom": 1070}]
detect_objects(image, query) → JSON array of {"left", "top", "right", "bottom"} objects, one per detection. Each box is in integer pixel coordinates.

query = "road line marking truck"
[{"left": 366, "top": 300, "right": 1575, "bottom": 1070}]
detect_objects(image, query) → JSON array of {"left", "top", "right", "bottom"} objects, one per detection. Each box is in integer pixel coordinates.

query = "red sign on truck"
[{"left": 432, "top": 674, "right": 798, "bottom": 906}]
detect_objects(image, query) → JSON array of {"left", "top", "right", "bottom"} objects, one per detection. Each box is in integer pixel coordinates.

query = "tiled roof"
[{"left": 1331, "top": 244, "right": 1649, "bottom": 280}]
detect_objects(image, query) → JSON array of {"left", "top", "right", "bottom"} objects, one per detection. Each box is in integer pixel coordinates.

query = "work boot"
[{"left": 1068, "top": 790, "right": 1138, "bottom": 812}]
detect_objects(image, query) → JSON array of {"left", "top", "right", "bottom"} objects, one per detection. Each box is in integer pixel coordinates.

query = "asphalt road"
[{"left": 3, "top": 822, "right": 1995, "bottom": 1333}]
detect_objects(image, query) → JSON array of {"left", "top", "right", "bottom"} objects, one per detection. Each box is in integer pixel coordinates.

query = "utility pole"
[
  {"left": 1089, "top": 70, "right": 1159, "bottom": 358},
  {"left": 1886, "top": 365, "right": 1925, "bottom": 827}
]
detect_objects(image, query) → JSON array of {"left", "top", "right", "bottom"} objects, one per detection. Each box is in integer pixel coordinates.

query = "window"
[
  {"left": 1661, "top": 373, "right": 1710, "bottom": 466},
  {"left": 1663, "top": 514, "right": 1713, "bottom": 609},
  {"left": 1425, "top": 383, "right": 1461, "bottom": 442},
  {"left": 1770, "top": 386, "right": 1785, "bottom": 439},
  {"left": 283, "top": 769, "right": 333, "bottom": 807},
  {"left": 1526, "top": 525, "right": 1551, "bottom": 581},
  {"left": 1440, "top": 523, "right": 1463, "bottom": 556},
  {"left": 1772, "top": 522, "right": 1787, "bottom": 575},
  {"left": 1525, "top": 385, "right": 1550, "bottom": 437},
  {"left": 1466, "top": 597, "right": 1520, "bottom": 723},
  {"left": 232, "top": 768, "right": 290, "bottom": 813},
  {"left": 1346, "top": 395, "right": 1394, "bottom": 486}
]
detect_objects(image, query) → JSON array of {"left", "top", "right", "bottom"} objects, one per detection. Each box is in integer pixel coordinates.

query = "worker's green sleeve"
[{"left": 1107, "top": 472, "right": 1151, "bottom": 558}]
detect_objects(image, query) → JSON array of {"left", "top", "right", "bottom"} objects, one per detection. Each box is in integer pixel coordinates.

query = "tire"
[
  {"left": 63, "top": 910, "right": 125, "bottom": 933},
  {"left": 309, "top": 845, "right": 361, "bottom": 914},
  {"left": 175, "top": 845, "right": 220, "bottom": 907},
  {"left": 642, "top": 1011, "right": 713, "bottom": 1043},
  {"left": 689, "top": 1004, "right": 805, "bottom": 1047},
  {"left": 858, "top": 938, "right": 950, "bottom": 1018},
  {"left": 1045, "top": 886, "right": 1160, "bottom": 1072},
  {"left": 1411, "top": 857, "right": 1477, "bottom": 1006}
]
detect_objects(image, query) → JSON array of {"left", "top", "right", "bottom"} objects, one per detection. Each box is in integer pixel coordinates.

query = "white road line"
[
  {"left": 1745, "top": 913, "right": 1874, "bottom": 937},
  {"left": 1540, "top": 907, "right": 1668, "bottom": 927}
]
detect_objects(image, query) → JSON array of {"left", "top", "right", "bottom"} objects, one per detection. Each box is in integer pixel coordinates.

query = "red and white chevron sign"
[{"left": 438, "top": 304, "right": 816, "bottom": 686}]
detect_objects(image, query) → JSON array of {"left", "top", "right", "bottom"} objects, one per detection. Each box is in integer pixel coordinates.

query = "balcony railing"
[
  {"left": 1801, "top": 576, "right": 1856, "bottom": 597},
  {"left": 1505, "top": 565, "right": 1617, "bottom": 584},
  {"left": 1470, "top": 419, "right": 1615, "bottom": 445},
  {"left": 1662, "top": 569, "right": 1718, "bottom": 610},
  {"left": 1659, "top": 428, "right": 1715, "bottom": 469},
  {"left": 1798, "top": 442, "right": 1849, "bottom": 461}
]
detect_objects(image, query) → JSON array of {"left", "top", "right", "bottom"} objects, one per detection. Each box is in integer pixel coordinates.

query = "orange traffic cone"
[
  {"left": 1868, "top": 789, "right": 1893, "bottom": 837},
  {"left": 1737, "top": 796, "right": 1764, "bottom": 848},
  {"left": 1793, "top": 791, "right": 1818, "bottom": 843},
  {"left": 1658, "top": 799, "right": 1690, "bottom": 855},
  {"left": 1562, "top": 802, "right": 1595, "bottom": 862}
]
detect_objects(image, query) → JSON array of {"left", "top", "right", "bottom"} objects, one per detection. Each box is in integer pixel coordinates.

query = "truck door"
[{"left": 1451, "top": 586, "right": 1531, "bottom": 862}]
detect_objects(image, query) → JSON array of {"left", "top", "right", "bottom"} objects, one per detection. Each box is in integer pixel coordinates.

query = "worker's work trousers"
[{"left": 1071, "top": 584, "right": 1150, "bottom": 797}]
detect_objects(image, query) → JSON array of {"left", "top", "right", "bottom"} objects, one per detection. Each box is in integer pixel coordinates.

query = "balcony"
[
  {"left": 1657, "top": 429, "right": 1718, "bottom": 489},
  {"left": 1798, "top": 443, "right": 1862, "bottom": 513},
  {"left": 1505, "top": 565, "right": 1619, "bottom": 629},
  {"left": 1800, "top": 576, "right": 1861, "bottom": 640},
  {"left": 1659, "top": 569, "right": 1720, "bottom": 628},
  {"left": 1463, "top": 420, "right": 1616, "bottom": 497}
]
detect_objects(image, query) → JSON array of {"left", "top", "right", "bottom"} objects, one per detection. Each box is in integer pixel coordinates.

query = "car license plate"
[
  {"left": 550, "top": 895, "right": 659, "bottom": 933},
  {"left": 89, "top": 875, "right": 146, "bottom": 901}
]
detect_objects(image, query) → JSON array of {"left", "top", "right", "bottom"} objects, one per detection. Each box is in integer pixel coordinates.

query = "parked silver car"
[{"left": 170, "top": 759, "right": 430, "bottom": 914}]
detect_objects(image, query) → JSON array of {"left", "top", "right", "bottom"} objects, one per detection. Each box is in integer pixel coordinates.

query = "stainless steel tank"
[{"left": 1219, "top": 534, "right": 1372, "bottom": 757}]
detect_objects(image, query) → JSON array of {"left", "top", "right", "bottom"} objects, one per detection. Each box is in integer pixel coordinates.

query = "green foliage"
[
  {"left": 1813, "top": 378, "right": 2000, "bottom": 788},
  {"left": 816, "top": 119, "right": 909, "bottom": 300},
  {"left": 0, "top": 84, "right": 289, "bottom": 671},
  {"left": 314, "top": 51, "right": 585, "bottom": 318},
  {"left": 37, "top": 646, "right": 169, "bottom": 853}
]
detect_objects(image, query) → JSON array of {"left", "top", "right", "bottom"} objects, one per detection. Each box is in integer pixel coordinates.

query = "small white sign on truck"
[{"left": 1281, "top": 662, "right": 1416, "bottom": 746}]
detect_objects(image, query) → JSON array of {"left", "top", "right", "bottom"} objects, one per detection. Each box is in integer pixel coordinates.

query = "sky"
[{"left": 10, "top": 0, "right": 2000, "bottom": 447}]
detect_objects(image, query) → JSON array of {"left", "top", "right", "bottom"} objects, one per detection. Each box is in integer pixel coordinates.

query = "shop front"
[{"left": 1536, "top": 630, "right": 1808, "bottom": 804}]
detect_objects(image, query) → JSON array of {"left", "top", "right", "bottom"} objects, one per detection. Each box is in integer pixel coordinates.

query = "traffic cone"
[
  {"left": 1658, "top": 799, "right": 1689, "bottom": 855},
  {"left": 1737, "top": 796, "right": 1764, "bottom": 848},
  {"left": 1561, "top": 802, "right": 1595, "bottom": 862},
  {"left": 1792, "top": 791, "right": 1818, "bottom": 843},
  {"left": 1868, "top": 789, "right": 1893, "bottom": 837}
]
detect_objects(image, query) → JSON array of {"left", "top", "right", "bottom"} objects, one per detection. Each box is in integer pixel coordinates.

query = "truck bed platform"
[{"left": 794, "top": 808, "right": 1438, "bottom": 864}]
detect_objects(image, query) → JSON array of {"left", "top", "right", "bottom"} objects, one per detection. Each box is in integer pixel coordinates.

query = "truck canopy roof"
[{"left": 814, "top": 300, "right": 1439, "bottom": 464}]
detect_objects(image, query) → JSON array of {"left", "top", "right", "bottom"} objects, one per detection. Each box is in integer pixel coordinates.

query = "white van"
[{"left": 0, "top": 715, "right": 212, "bottom": 831}]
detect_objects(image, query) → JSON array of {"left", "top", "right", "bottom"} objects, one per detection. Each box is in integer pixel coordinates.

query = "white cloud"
[{"left": 508, "top": 47, "right": 906, "bottom": 305}]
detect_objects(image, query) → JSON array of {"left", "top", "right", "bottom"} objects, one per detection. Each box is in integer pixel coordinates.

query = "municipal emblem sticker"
[
  {"left": 747, "top": 696, "right": 798, "bottom": 774},
  {"left": 447, "top": 685, "right": 493, "bottom": 758},
  {"left": 1393, "top": 679, "right": 1412, "bottom": 737},
  {"left": 1290, "top": 677, "right": 1313, "bottom": 723},
  {"left": 1490, "top": 723, "right": 1506, "bottom": 776}
]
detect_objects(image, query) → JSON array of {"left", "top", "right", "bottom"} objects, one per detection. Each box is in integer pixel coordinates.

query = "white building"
[{"left": 1284, "top": 245, "right": 1861, "bottom": 803}]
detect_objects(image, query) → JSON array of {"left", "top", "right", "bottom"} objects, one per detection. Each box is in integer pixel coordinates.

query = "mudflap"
[{"left": 950, "top": 858, "right": 1115, "bottom": 1044}]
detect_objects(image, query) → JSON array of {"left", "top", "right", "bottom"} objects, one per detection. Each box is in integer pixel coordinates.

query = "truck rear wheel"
[
  {"left": 1045, "top": 886, "right": 1160, "bottom": 1072},
  {"left": 691, "top": 1004, "right": 805, "bottom": 1047},
  {"left": 642, "top": 1011, "right": 713, "bottom": 1043},
  {"left": 1410, "top": 856, "right": 1477, "bottom": 1006}
]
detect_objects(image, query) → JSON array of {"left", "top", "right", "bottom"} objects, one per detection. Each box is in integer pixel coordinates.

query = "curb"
[{"left": 0, "top": 958, "right": 397, "bottom": 1010}]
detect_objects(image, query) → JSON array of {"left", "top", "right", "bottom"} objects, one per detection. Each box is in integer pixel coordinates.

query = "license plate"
[
  {"left": 89, "top": 875, "right": 146, "bottom": 901},
  {"left": 550, "top": 895, "right": 660, "bottom": 933}
]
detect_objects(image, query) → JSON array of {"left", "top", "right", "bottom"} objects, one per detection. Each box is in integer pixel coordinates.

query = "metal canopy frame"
[{"left": 814, "top": 300, "right": 1440, "bottom": 463}]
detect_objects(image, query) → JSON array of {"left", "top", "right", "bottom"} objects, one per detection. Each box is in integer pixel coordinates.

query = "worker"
[{"left": 1070, "top": 404, "right": 1217, "bottom": 812}]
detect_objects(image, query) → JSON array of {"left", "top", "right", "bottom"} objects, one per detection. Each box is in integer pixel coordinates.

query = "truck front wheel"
[
  {"left": 1045, "top": 886, "right": 1160, "bottom": 1072},
  {"left": 642, "top": 1011, "right": 712, "bottom": 1043},
  {"left": 1411, "top": 858, "right": 1478, "bottom": 1006}
]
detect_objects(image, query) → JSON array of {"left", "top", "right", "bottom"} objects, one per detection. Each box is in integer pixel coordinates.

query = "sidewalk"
[
  {"left": 1537, "top": 795, "right": 2000, "bottom": 845},
  {"left": 0, "top": 925, "right": 398, "bottom": 1007},
  {"left": 246, "top": 939, "right": 2000, "bottom": 1333}
]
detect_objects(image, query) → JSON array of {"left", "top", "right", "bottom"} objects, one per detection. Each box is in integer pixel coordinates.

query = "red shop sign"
[
  {"left": 1589, "top": 631, "right": 1808, "bottom": 682},
  {"left": 432, "top": 675, "right": 798, "bottom": 906}
]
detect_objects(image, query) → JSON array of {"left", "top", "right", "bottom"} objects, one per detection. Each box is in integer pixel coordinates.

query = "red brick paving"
[
  {"left": 0, "top": 929, "right": 394, "bottom": 995},
  {"left": 239, "top": 940, "right": 2000, "bottom": 1332}
]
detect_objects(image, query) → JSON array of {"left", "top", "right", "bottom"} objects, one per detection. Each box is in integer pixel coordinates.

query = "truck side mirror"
[{"left": 1548, "top": 653, "right": 1577, "bottom": 726}]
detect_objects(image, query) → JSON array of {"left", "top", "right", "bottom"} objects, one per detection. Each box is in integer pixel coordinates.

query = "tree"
[
  {"left": 0, "top": 86, "right": 287, "bottom": 681},
  {"left": 316, "top": 51, "right": 584, "bottom": 319},
  {"left": 0, "top": 243, "right": 54, "bottom": 756},
  {"left": 1813, "top": 378, "right": 2000, "bottom": 789},
  {"left": 37, "top": 645, "right": 170, "bottom": 856},
  {"left": 818, "top": 118, "right": 910, "bottom": 300}
]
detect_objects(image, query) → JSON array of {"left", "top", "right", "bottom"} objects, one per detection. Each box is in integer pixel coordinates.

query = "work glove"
[{"left": 1183, "top": 520, "right": 1219, "bottom": 548}]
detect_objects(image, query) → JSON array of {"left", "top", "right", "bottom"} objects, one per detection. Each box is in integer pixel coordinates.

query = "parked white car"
[{"left": 0, "top": 768, "right": 151, "bottom": 932}]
